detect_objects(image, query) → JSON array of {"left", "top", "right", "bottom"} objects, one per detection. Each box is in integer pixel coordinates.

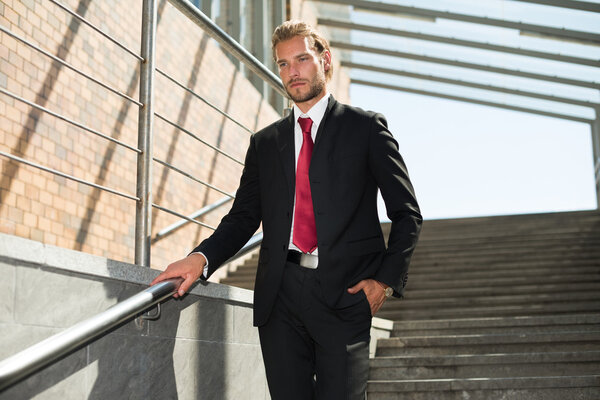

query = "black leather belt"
[{"left": 287, "top": 250, "right": 318, "bottom": 269}]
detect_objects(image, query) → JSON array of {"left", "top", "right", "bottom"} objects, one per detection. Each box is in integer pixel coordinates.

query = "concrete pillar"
[
  {"left": 252, "top": 0, "right": 270, "bottom": 103},
  {"left": 592, "top": 108, "right": 600, "bottom": 209}
]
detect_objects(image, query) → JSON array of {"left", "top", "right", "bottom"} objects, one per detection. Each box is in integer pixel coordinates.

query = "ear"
[{"left": 322, "top": 50, "right": 332, "bottom": 72}]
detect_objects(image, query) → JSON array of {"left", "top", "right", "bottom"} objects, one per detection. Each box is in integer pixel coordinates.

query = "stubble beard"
[{"left": 286, "top": 71, "right": 326, "bottom": 104}]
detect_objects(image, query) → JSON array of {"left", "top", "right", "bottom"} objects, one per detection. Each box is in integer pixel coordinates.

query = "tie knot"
[{"left": 298, "top": 117, "right": 313, "bottom": 135}]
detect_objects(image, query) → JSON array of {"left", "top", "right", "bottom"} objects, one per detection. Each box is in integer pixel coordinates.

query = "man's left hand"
[{"left": 347, "top": 279, "right": 389, "bottom": 316}]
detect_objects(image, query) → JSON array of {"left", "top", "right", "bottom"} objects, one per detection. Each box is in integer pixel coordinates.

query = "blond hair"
[{"left": 271, "top": 20, "right": 333, "bottom": 81}]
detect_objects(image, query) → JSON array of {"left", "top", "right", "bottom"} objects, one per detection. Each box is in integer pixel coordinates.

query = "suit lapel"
[
  {"left": 276, "top": 112, "right": 296, "bottom": 207},
  {"left": 313, "top": 95, "right": 339, "bottom": 157}
]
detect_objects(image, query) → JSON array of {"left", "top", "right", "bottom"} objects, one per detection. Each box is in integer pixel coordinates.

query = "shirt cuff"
[{"left": 190, "top": 251, "right": 209, "bottom": 278}]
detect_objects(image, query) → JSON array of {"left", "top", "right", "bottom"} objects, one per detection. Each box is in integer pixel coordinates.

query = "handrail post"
[{"left": 135, "top": 0, "right": 158, "bottom": 267}]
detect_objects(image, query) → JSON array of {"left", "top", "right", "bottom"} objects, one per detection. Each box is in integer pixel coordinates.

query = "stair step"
[
  {"left": 376, "top": 331, "right": 600, "bottom": 357},
  {"left": 410, "top": 260, "right": 600, "bottom": 274},
  {"left": 369, "top": 351, "right": 600, "bottom": 379},
  {"left": 366, "top": 375, "right": 600, "bottom": 400},
  {"left": 402, "top": 282, "right": 600, "bottom": 300},
  {"left": 400, "top": 273, "right": 600, "bottom": 290},
  {"left": 377, "top": 301, "right": 600, "bottom": 321},
  {"left": 385, "top": 291, "right": 600, "bottom": 310},
  {"left": 392, "top": 314, "right": 600, "bottom": 336}
]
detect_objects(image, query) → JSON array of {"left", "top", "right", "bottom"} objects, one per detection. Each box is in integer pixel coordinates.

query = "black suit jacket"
[{"left": 194, "top": 96, "right": 422, "bottom": 326}]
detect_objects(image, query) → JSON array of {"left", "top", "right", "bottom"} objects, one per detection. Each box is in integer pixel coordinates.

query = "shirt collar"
[{"left": 293, "top": 93, "right": 330, "bottom": 130}]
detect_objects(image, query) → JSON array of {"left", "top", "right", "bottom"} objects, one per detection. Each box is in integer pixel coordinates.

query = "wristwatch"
[
  {"left": 383, "top": 286, "right": 393, "bottom": 298},
  {"left": 377, "top": 281, "right": 393, "bottom": 298}
]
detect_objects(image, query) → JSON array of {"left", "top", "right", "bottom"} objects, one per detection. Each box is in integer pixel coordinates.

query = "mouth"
[{"left": 288, "top": 80, "right": 306, "bottom": 89}]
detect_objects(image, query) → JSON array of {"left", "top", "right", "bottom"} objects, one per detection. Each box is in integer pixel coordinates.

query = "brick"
[
  {"left": 11, "top": 178, "right": 24, "bottom": 195},
  {"left": 44, "top": 231, "right": 56, "bottom": 244},
  {"left": 15, "top": 223, "right": 30, "bottom": 237},
  {"left": 3, "top": 6, "right": 19, "bottom": 26},
  {"left": 39, "top": 190, "right": 52, "bottom": 205},
  {"left": 23, "top": 211, "right": 37, "bottom": 227},
  {"left": 3, "top": 191, "right": 17, "bottom": 207},
  {"left": 38, "top": 216, "right": 50, "bottom": 231},
  {"left": 8, "top": 206, "right": 23, "bottom": 224},
  {"left": 16, "top": 194, "right": 30, "bottom": 212},
  {"left": 30, "top": 227, "right": 43, "bottom": 242},
  {"left": 51, "top": 220, "right": 63, "bottom": 236}
]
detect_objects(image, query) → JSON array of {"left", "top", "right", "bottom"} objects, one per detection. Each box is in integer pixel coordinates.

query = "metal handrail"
[
  {"left": 0, "top": 150, "right": 140, "bottom": 202},
  {"left": 0, "top": 278, "right": 182, "bottom": 392},
  {"left": 153, "top": 196, "right": 234, "bottom": 242},
  {"left": 167, "top": 0, "right": 286, "bottom": 97},
  {"left": 48, "top": 0, "right": 143, "bottom": 60},
  {"left": 0, "top": 25, "right": 142, "bottom": 105},
  {"left": 156, "top": 67, "right": 255, "bottom": 134},
  {"left": 227, "top": 232, "right": 264, "bottom": 264}
]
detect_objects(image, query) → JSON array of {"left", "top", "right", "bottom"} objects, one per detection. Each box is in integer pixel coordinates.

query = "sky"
[{"left": 323, "top": 0, "right": 600, "bottom": 220}]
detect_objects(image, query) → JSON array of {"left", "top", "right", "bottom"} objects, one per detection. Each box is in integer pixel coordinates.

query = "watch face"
[{"left": 385, "top": 287, "right": 393, "bottom": 297}]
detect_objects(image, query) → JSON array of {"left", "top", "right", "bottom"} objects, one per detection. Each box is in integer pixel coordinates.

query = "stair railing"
[
  {"left": 0, "top": 0, "right": 287, "bottom": 392},
  {"left": 0, "top": 278, "right": 182, "bottom": 392}
]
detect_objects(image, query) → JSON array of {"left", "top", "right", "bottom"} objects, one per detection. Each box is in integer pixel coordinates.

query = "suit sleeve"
[
  {"left": 192, "top": 134, "right": 262, "bottom": 279},
  {"left": 368, "top": 113, "right": 422, "bottom": 297}
]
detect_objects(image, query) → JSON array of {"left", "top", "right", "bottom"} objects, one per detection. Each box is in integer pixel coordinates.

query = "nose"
[{"left": 288, "top": 62, "right": 299, "bottom": 78}]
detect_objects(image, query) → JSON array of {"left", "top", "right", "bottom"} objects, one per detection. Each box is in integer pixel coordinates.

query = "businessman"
[{"left": 151, "top": 20, "right": 422, "bottom": 400}]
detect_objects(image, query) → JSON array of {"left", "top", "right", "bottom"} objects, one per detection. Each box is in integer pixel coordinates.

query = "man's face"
[{"left": 275, "top": 36, "right": 330, "bottom": 106}]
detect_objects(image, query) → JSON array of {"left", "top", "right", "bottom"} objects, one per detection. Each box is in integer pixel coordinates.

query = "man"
[{"left": 151, "top": 20, "right": 422, "bottom": 400}]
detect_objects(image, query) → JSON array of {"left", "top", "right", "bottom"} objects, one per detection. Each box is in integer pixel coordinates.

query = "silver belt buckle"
[{"left": 299, "top": 253, "right": 318, "bottom": 269}]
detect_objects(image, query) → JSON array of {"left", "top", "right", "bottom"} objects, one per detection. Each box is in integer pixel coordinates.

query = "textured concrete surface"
[{"left": 0, "top": 233, "right": 266, "bottom": 400}]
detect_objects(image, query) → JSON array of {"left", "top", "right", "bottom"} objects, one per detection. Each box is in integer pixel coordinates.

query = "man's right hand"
[{"left": 150, "top": 253, "right": 207, "bottom": 298}]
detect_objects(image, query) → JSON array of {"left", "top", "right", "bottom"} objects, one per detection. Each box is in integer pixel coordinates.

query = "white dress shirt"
[
  {"left": 198, "top": 93, "right": 331, "bottom": 276},
  {"left": 289, "top": 93, "right": 331, "bottom": 255}
]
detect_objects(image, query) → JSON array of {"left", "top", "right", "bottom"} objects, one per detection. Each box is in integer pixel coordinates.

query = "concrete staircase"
[
  {"left": 220, "top": 210, "right": 600, "bottom": 399},
  {"left": 370, "top": 210, "right": 600, "bottom": 399}
]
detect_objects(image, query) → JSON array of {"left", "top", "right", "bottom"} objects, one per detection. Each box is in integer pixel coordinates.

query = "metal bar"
[
  {"left": 351, "top": 78, "right": 595, "bottom": 124},
  {"left": 508, "top": 0, "right": 600, "bottom": 13},
  {"left": 0, "top": 88, "right": 141, "bottom": 153},
  {"left": 332, "top": 41, "right": 600, "bottom": 89},
  {"left": 48, "top": 0, "right": 143, "bottom": 60},
  {"left": 154, "top": 113, "right": 245, "bottom": 165},
  {"left": 156, "top": 68, "right": 254, "bottom": 134},
  {"left": 153, "top": 196, "right": 233, "bottom": 242},
  {"left": 166, "top": 0, "right": 287, "bottom": 97},
  {"left": 314, "top": 0, "right": 600, "bottom": 44},
  {"left": 135, "top": 0, "right": 158, "bottom": 268},
  {"left": 152, "top": 157, "right": 237, "bottom": 197},
  {"left": 0, "top": 150, "right": 139, "bottom": 201},
  {"left": 319, "top": 18, "right": 600, "bottom": 67},
  {"left": 342, "top": 61, "right": 599, "bottom": 108},
  {"left": 0, "top": 279, "right": 182, "bottom": 392},
  {"left": 152, "top": 203, "right": 217, "bottom": 230},
  {"left": 0, "top": 25, "right": 142, "bottom": 106}
]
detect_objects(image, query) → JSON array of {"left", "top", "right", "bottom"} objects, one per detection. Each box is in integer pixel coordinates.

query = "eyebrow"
[{"left": 277, "top": 52, "right": 310, "bottom": 64}]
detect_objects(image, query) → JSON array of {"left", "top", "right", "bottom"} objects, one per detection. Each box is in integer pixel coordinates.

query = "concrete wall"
[{"left": 0, "top": 232, "right": 268, "bottom": 399}]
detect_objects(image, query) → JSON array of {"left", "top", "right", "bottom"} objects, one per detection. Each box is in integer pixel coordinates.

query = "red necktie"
[{"left": 293, "top": 117, "right": 317, "bottom": 253}]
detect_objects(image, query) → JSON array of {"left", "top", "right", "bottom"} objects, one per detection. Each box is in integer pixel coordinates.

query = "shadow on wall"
[
  {"left": 0, "top": 274, "right": 227, "bottom": 399},
  {"left": 0, "top": 0, "right": 92, "bottom": 207},
  {"left": 88, "top": 281, "right": 228, "bottom": 399}
]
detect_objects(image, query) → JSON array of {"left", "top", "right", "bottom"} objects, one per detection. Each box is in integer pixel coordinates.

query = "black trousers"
[{"left": 258, "top": 261, "right": 372, "bottom": 400}]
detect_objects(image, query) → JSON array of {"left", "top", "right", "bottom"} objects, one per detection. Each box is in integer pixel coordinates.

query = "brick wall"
[
  {"left": 0, "top": 0, "right": 281, "bottom": 270},
  {"left": 0, "top": 0, "right": 350, "bottom": 272}
]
